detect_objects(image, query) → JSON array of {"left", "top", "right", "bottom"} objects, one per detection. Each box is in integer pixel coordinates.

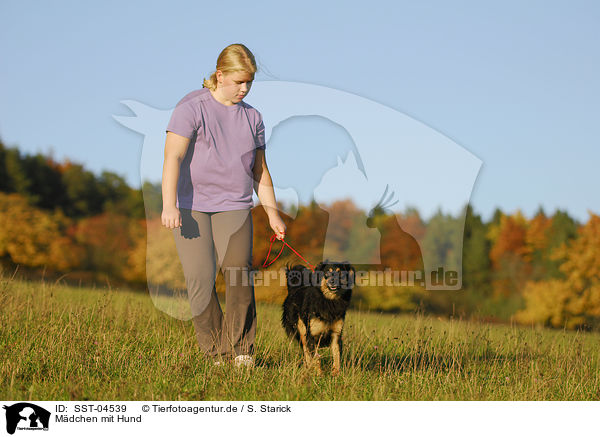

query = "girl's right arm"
[{"left": 161, "top": 131, "right": 191, "bottom": 228}]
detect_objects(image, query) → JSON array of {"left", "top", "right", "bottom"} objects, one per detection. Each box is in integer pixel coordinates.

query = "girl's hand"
[
  {"left": 268, "top": 214, "right": 286, "bottom": 240},
  {"left": 162, "top": 206, "right": 182, "bottom": 229}
]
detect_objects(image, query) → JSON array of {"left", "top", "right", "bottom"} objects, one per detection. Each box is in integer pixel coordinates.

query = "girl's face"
[{"left": 216, "top": 70, "right": 254, "bottom": 104}]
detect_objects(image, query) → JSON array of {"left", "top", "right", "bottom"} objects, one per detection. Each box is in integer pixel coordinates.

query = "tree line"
[{"left": 1, "top": 140, "right": 598, "bottom": 330}]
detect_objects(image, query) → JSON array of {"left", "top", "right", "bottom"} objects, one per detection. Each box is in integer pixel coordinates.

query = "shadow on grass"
[{"left": 344, "top": 348, "right": 541, "bottom": 373}]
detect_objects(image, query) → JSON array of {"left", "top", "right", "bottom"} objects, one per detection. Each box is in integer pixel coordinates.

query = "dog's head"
[{"left": 315, "top": 260, "right": 355, "bottom": 299}]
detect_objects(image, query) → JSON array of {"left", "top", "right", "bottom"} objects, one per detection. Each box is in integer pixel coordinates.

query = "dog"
[{"left": 282, "top": 260, "right": 355, "bottom": 375}]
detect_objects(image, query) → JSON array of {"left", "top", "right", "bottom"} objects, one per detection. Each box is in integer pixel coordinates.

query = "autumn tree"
[
  {"left": 462, "top": 204, "right": 491, "bottom": 295},
  {"left": 515, "top": 213, "right": 600, "bottom": 330},
  {"left": 73, "top": 212, "right": 141, "bottom": 282},
  {"left": 420, "top": 208, "right": 461, "bottom": 302},
  {"left": 0, "top": 192, "right": 83, "bottom": 273},
  {"left": 488, "top": 210, "right": 530, "bottom": 297},
  {"left": 97, "top": 171, "right": 145, "bottom": 219}
]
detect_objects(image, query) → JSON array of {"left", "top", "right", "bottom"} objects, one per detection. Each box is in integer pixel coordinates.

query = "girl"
[{"left": 161, "top": 44, "right": 286, "bottom": 368}]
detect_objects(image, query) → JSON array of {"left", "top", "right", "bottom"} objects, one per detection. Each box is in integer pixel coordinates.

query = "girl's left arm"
[{"left": 253, "top": 148, "right": 286, "bottom": 239}]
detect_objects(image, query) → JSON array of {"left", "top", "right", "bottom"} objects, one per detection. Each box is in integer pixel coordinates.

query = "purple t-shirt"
[{"left": 165, "top": 87, "right": 266, "bottom": 212}]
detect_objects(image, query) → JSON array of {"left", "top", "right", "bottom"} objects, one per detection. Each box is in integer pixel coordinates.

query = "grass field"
[{"left": 2, "top": 271, "right": 600, "bottom": 401}]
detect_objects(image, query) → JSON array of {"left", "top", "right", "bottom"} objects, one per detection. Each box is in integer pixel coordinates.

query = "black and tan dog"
[{"left": 282, "top": 261, "right": 355, "bottom": 375}]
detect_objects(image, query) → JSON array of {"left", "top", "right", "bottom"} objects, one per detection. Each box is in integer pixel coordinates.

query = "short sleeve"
[
  {"left": 255, "top": 115, "right": 266, "bottom": 150},
  {"left": 166, "top": 99, "right": 199, "bottom": 139}
]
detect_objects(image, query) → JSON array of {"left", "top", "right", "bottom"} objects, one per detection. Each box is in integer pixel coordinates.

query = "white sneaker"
[{"left": 234, "top": 355, "right": 254, "bottom": 368}]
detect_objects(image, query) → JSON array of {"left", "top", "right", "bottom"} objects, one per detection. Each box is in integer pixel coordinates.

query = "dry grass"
[{"left": 1, "top": 270, "right": 600, "bottom": 401}]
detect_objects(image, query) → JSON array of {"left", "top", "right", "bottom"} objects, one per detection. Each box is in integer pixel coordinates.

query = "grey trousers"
[{"left": 173, "top": 208, "right": 256, "bottom": 358}]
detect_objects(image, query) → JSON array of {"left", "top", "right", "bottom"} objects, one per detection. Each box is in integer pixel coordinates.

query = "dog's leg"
[
  {"left": 331, "top": 335, "right": 342, "bottom": 376},
  {"left": 297, "top": 318, "right": 314, "bottom": 369},
  {"left": 331, "top": 319, "right": 344, "bottom": 376},
  {"left": 303, "top": 319, "right": 322, "bottom": 375},
  {"left": 312, "top": 335, "right": 323, "bottom": 375}
]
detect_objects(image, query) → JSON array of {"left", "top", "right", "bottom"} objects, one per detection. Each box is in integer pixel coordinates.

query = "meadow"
[{"left": 1, "top": 270, "right": 599, "bottom": 401}]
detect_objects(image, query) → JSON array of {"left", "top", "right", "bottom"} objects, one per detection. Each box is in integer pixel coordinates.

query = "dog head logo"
[{"left": 3, "top": 403, "right": 50, "bottom": 434}]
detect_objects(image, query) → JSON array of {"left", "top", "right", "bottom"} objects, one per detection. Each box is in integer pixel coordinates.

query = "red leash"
[{"left": 261, "top": 234, "right": 316, "bottom": 272}]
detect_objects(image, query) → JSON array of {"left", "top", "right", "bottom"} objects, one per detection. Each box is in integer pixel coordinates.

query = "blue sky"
[{"left": 1, "top": 0, "right": 599, "bottom": 223}]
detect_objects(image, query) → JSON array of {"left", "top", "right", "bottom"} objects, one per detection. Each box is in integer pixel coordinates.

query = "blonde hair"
[{"left": 203, "top": 44, "right": 257, "bottom": 91}]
